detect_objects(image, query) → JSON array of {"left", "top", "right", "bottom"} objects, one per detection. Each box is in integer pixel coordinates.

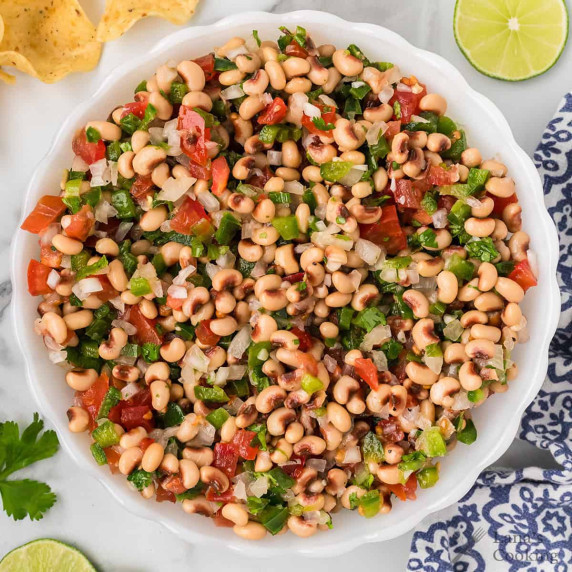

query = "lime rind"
[
  {"left": 0, "top": 539, "right": 96, "bottom": 572},
  {"left": 454, "top": 0, "right": 569, "bottom": 81}
]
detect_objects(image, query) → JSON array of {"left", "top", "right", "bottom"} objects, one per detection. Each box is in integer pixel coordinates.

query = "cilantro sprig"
[{"left": 0, "top": 414, "right": 59, "bottom": 520}]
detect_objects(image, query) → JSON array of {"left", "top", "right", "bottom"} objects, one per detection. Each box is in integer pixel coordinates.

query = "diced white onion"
[
  {"left": 432, "top": 208, "right": 448, "bottom": 229},
  {"left": 173, "top": 264, "right": 196, "bottom": 286},
  {"left": 365, "top": 121, "right": 389, "bottom": 145},
  {"left": 360, "top": 324, "right": 392, "bottom": 351},
  {"left": 306, "top": 458, "right": 327, "bottom": 473},
  {"left": 46, "top": 270, "right": 60, "bottom": 289},
  {"left": 318, "top": 94, "right": 337, "bottom": 108},
  {"left": 294, "top": 242, "right": 313, "bottom": 254},
  {"left": 401, "top": 406, "right": 432, "bottom": 430},
  {"left": 342, "top": 446, "right": 362, "bottom": 464},
  {"left": 228, "top": 326, "right": 252, "bottom": 359},
  {"left": 225, "top": 45, "right": 249, "bottom": 59},
  {"left": 111, "top": 319, "right": 137, "bottom": 336},
  {"left": 167, "top": 284, "right": 188, "bottom": 299},
  {"left": 338, "top": 164, "right": 368, "bottom": 187},
  {"left": 390, "top": 177, "right": 397, "bottom": 192},
  {"left": 121, "top": 382, "right": 141, "bottom": 400},
  {"left": 149, "top": 127, "right": 164, "bottom": 145},
  {"left": 443, "top": 319, "right": 463, "bottom": 342},
  {"left": 214, "top": 367, "right": 230, "bottom": 387},
  {"left": 186, "top": 344, "right": 210, "bottom": 373},
  {"left": 249, "top": 476, "right": 269, "bottom": 498},
  {"left": 216, "top": 250, "right": 236, "bottom": 269},
  {"left": 221, "top": 84, "right": 245, "bottom": 100},
  {"left": 486, "top": 344, "right": 505, "bottom": 371},
  {"left": 323, "top": 354, "right": 337, "bottom": 373},
  {"left": 465, "top": 196, "right": 482, "bottom": 208},
  {"left": 267, "top": 150, "right": 282, "bottom": 166},
  {"left": 109, "top": 296, "right": 125, "bottom": 313},
  {"left": 311, "top": 231, "right": 353, "bottom": 251},
  {"left": 72, "top": 155, "right": 89, "bottom": 172},
  {"left": 94, "top": 201, "right": 118, "bottom": 224},
  {"left": 40, "top": 223, "right": 60, "bottom": 245},
  {"left": 423, "top": 355, "right": 443, "bottom": 375},
  {"left": 355, "top": 238, "right": 382, "bottom": 266},
  {"left": 72, "top": 277, "right": 102, "bottom": 300},
  {"left": 233, "top": 479, "right": 247, "bottom": 501},
  {"left": 250, "top": 261, "right": 267, "bottom": 278},
  {"left": 527, "top": 250, "right": 539, "bottom": 279},
  {"left": 205, "top": 263, "right": 220, "bottom": 280},
  {"left": 450, "top": 391, "right": 474, "bottom": 411},
  {"left": 410, "top": 114, "right": 430, "bottom": 124},
  {"left": 284, "top": 180, "right": 305, "bottom": 195},
  {"left": 371, "top": 350, "right": 388, "bottom": 371},
  {"left": 303, "top": 102, "right": 322, "bottom": 118},
  {"left": 60, "top": 255, "right": 72, "bottom": 269},
  {"left": 378, "top": 85, "right": 395, "bottom": 104},
  {"left": 115, "top": 222, "right": 133, "bottom": 242},
  {"left": 48, "top": 350, "right": 67, "bottom": 364},
  {"left": 225, "top": 397, "right": 244, "bottom": 416},
  {"left": 196, "top": 191, "right": 220, "bottom": 213},
  {"left": 189, "top": 423, "right": 216, "bottom": 447},
  {"left": 396, "top": 82, "right": 412, "bottom": 93},
  {"left": 385, "top": 66, "right": 403, "bottom": 85},
  {"left": 157, "top": 176, "right": 196, "bottom": 202},
  {"left": 109, "top": 161, "right": 118, "bottom": 186},
  {"left": 228, "top": 365, "right": 247, "bottom": 380}
]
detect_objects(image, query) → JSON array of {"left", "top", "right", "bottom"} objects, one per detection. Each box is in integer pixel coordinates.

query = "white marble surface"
[{"left": 0, "top": 1, "right": 567, "bottom": 570}]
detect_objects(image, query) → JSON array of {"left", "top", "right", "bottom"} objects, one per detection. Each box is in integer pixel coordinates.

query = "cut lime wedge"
[
  {"left": 0, "top": 539, "right": 96, "bottom": 572},
  {"left": 454, "top": 0, "right": 569, "bottom": 81}
]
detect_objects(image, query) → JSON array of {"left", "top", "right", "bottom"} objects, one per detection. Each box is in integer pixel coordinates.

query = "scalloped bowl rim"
[{"left": 10, "top": 10, "right": 560, "bottom": 558}]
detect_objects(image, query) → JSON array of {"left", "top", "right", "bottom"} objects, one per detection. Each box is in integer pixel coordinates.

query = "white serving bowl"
[{"left": 11, "top": 10, "right": 560, "bottom": 557}]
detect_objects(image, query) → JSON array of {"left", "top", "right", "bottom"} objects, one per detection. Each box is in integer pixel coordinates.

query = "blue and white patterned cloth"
[{"left": 407, "top": 94, "right": 572, "bottom": 572}]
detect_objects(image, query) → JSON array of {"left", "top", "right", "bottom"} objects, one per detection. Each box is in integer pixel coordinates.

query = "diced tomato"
[
  {"left": 290, "top": 327, "right": 313, "bottom": 352},
  {"left": 166, "top": 294, "right": 185, "bottom": 311},
  {"left": 284, "top": 40, "right": 308, "bottom": 58},
  {"left": 437, "top": 194, "right": 457, "bottom": 212},
  {"left": 391, "top": 85, "right": 426, "bottom": 123},
  {"left": 187, "top": 161, "right": 212, "bottom": 181},
  {"left": 178, "top": 105, "right": 206, "bottom": 131},
  {"left": 155, "top": 484, "right": 176, "bottom": 503},
  {"left": 354, "top": 358, "right": 379, "bottom": 391},
  {"left": 301, "top": 102, "right": 337, "bottom": 136},
  {"left": 394, "top": 179, "right": 422, "bottom": 210},
  {"left": 246, "top": 166, "right": 273, "bottom": 188},
  {"left": 178, "top": 106, "right": 209, "bottom": 166},
  {"left": 64, "top": 205, "right": 94, "bottom": 242},
  {"left": 121, "top": 100, "right": 148, "bottom": 119},
  {"left": 385, "top": 121, "right": 402, "bottom": 138},
  {"left": 488, "top": 192, "right": 518, "bottom": 216},
  {"left": 206, "top": 487, "right": 235, "bottom": 503},
  {"left": 27, "top": 259, "right": 53, "bottom": 296},
  {"left": 137, "top": 438, "right": 154, "bottom": 453},
  {"left": 72, "top": 129, "right": 106, "bottom": 165},
  {"left": 126, "top": 304, "right": 163, "bottom": 345},
  {"left": 297, "top": 351, "right": 318, "bottom": 376},
  {"left": 283, "top": 272, "right": 305, "bottom": 284},
  {"left": 213, "top": 443, "right": 239, "bottom": 478},
  {"left": 280, "top": 454, "right": 306, "bottom": 478},
  {"left": 412, "top": 209, "right": 433, "bottom": 225},
  {"left": 257, "top": 97, "right": 288, "bottom": 125},
  {"left": 212, "top": 512, "right": 235, "bottom": 527},
  {"left": 412, "top": 177, "right": 433, "bottom": 195},
  {"left": 21, "top": 195, "right": 66, "bottom": 234},
  {"left": 386, "top": 473, "right": 417, "bottom": 501},
  {"left": 170, "top": 196, "right": 212, "bottom": 237},
  {"left": 40, "top": 244, "right": 63, "bottom": 268},
  {"left": 120, "top": 405, "right": 155, "bottom": 432},
  {"left": 96, "top": 275, "right": 119, "bottom": 302},
  {"left": 427, "top": 165, "right": 457, "bottom": 186},
  {"left": 232, "top": 430, "right": 259, "bottom": 461},
  {"left": 76, "top": 374, "right": 109, "bottom": 430},
  {"left": 161, "top": 475, "right": 187, "bottom": 495},
  {"left": 105, "top": 447, "right": 121, "bottom": 474},
  {"left": 193, "top": 53, "right": 216, "bottom": 82},
  {"left": 195, "top": 320, "right": 220, "bottom": 346},
  {"left": 211, "top": 156, "right": 230, "bottom": 196},
  {"left": 376, "top": 417, "right": 405, "bottom": 443},
  {"left": 130, "top": 175, "right": 155, "bottom": 206},
  {"left": 508, "top": 259, "right": 537, "bottom": 292},
  {"left": 359, "top": 205, "right": 407, "bottom": 255}
]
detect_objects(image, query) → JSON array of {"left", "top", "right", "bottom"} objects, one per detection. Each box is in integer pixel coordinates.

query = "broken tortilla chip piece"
[
  {"left": 97, "top": 0, "right": 200, "bottom": 42},
  {"left": 0, "top": 1, "right": 101, "bottom": 84}
]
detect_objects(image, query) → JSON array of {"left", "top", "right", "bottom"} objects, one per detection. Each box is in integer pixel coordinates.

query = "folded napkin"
[{"left": 407, "top": 93, "right": 572, "bottom": 571}]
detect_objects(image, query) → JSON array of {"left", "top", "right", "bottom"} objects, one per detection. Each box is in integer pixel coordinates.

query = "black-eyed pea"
[
  {"left": 139, "top": 205, "right": 168, "bottom": 232},
  {"left": 150, "top": 380, "right": 170, "bottom": 412},
  {"left": 302, "top": 165, "right": 322, "bottom": 183},
  {"left": 495, "top": 277, "right": 525, "bottom": 303},
  {"left": 508, "top": 231, "right": 530, "bottom": 262},
  {"left": 52, "top": 234, "right": 83, "bottom": 255},
  {"left": 377, "top": 465, "right": 402, "bottom": 485},
  {"left": 264, "top": 60, "right": 287, "bottom": 90},
  {"left": 251, "top": 225, "right": 280, "bottom": 246},
  {"left": 182, "top": 447, "right": 213, "bottom": 467},
  {"left": 119, "top": 447, "right": 143, "bottom": 476},
  {"left": 117, "top": 151, "right": 136, "bottom": 178},
  {"left": 437, "top": 270, "right": 458, "bottom": 304},
  {"left": 486, "top": 176, "right": 515, "bottom": 198},
  {"left": 181, "top": 90, "right": 212, "bottom": 110},
  {"left": 99, "top": 327, "right": 128, "bottom": 360},
  {"left": 160, "top": 242, "right": 184, "bottom": 266},
  {"left": 176, "top": 60, "right": 205, "bottom": 91},
  {"left": 325, "top": 291, "right": 352, "bottom": 308},
  {"left": 502, "top": 302, "right": 522, "bottom": 328},
  {"left": 251, "top": 314, "right": 278, "bottom": 343},
  {"left": 391, "top": 132, "right": 409, "bottom": 164},
  {"left": 200, "top": 465, "right": 229, "bottom": 493},
  {"left": 460, "top": 310, "right": 488, "bottom": 328},
  {"left": 133, "top": 146, "right": 167, "bottom": 177},
  {"left": 491, "top": 219, "right": 508, "bottom": 241},
  {"left": 177, "top": 413, "right": 200, "bottom": 443},
  {"left": 214, "top": 290, "right": 236, "bottom": 315},
  {"left": 419, "top": 93, "right": 447, "bottom": 116},
  {"left": 63, "top": 309, "right": 93, "bottom": 330},
  {"left": 219, "top": 415, "right": 237, "bottom": 443},
  {"left": 461, "top": 147, "right": 482, "bottom": 168},
  {"left": 502, "top": 203, "right": 522, "bottom": 233},
  {"left": 471, "top": 196, "right": 495, "bottom": 218},
  {"left": 286, "top": 516, "right": 317, "bottom": 538},
  {"left": 341, "top": 485, "right": 365, "bottom": 509},
  {"left": 148, "top": 90, "right": 173, "bottom": 120},
  {"left": 160, "top": 337, "right": 186, "bottom": 362},
  {"left": 474, "top": 292, "right": 504, "bottom": 312},
  {"left": 420, "top": 398, "right": 436, "bottom": 423},
  {"left": 465, "top": 338, "right": 497, "bottom": 360},
  {"left": 411, "top": 318, "right": 440, "bottom": 350},
  {"left": 424, "top": 150, "right": 443, "bottom": 166},
  {"left": 281, "top": 56, "right": 310, "bottom": 78},
  {"left": 322, "top": 66, "right": 342, "bottom": 94},
  {"left": 464, "top": 217, "right": 495, "bottom": 237},
  {"left": 405, "top": 362, "right": 439, "bottom": 386},
  {"left": 481, "top": 159, "right": 508, "bottom": 177},
  {"left": 66, "top": 406, "right": 90, "bottom": 433},
  {"left": 86, "top": 120, "right": 122, "bottom": 142},
  {"left": 507, "top": 363, "right": 519, "bottom": 381},
  {"left": 270, "top": 438, "right": 293, "bottom": 465},
  {"left": 459, "top": 361, "right": 483, "bottom": 391},
  {"left": 402, "top": 289, "right": 430, "bottom": 319},
  {"left": 417, "top": 256, "right": 445, "bottom": 278},
  {"left": 326, "top": 402, "right": 352, "bottom": 433},
  {"left": 476, "top": 262, "right": 498, "bottom": 292},
  {"left": 364, "top": 104, "right": 393, "bottom": 123},
  {"left": 286, "top": 76, "right": 313, "bottom": 94},
  {"left": 332, "top": 49, "right": 363, "bottom": 76},
  {"left": 470, "top": 324, "right": 501, "bottom": 343},
  {"left": 430, "top": 377, "right": 460, "bottom": 408},
  {"left": 427, "top": 133, "right": 452, "bottom": 153},
  {"left": 233, "top": 521, "right": 267, "bottom": 540},
  {"left": 182, "top": 496, "right": 214, "bottom": 516},
  {"left": 332, "top": 118, "right": 366, "bottom": 153},
  {"left": 66, "top": 369, "right": 98, "bottom": 391},
  {"left": 294, "top": 435, "right": 327, "bottom": 457},
  {"left": 351, "top": 284, "right": 379, "bottom": 311},
  {"left": 319, "top": 321, "right": 339, "bottom": 340},
  {"left": 458, "top": 278, "right": 480, "bottom": 302},
  {"left": 284, "top": 421, "right": 304, "bottom": 444},
  {"left": 221, "top": 503, "right": 249, "bottom": 527},
  {"left": 145, "top": 361, "right": 170, "bottom": 384},
  {"left": 141, "top": 442, "right": 164, "bottom": 473},
  {"left": 119, "top": 427, "right": 147, "bottom": 449},
  {"left": 384, "top": 443, "right": 404, "bottom": 465},
  {"left": 237, "top": 239, "right": 263, "bottom": 263},
  {"left": 274, "top": 244, "right": 299, "bottom": 275}
]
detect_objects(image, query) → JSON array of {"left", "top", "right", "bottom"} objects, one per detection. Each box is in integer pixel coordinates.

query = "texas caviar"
[{"left": 22, "top": 27, "right": 537, "bottom": 540}]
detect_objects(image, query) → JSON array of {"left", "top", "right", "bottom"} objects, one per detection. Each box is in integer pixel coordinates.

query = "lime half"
[
  {"left": 454, "top": 0, "right": 569, "bottom": 81},
  {"left": 0, "top": 539, "right": 96, "bottom": 572}
]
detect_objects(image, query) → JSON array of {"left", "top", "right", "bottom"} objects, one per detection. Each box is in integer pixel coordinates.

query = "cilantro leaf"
[{"left": 0, "top": 414, "right": 59, "bottom": 520}]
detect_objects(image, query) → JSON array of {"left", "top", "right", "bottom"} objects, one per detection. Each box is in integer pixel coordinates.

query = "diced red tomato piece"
[
  {"left": 105, "top": 447, "right": 121, "bottom": 474},
  {"left": 284, "top": 40, "right": 308, "bottom": 58},
  {"left": 72, "top": 129, "right": 106, "bottom": 165},
  {"left": 126, "top": 304, "right": 163, "bottom": 345},
  {"left": 76, "top": 374, "right": 109, "bottom": 430},
  {"left": 246, "top": 166, "right": 273, "bottom": 189},
  {"left": 178, "top": 105, "right": 206, "bottom": 131},
  {"left": 187, "top": 161, "right": 212, "bottom": 181},
  {"left": 120, "top": 405, "right": 155, "bottom": 432},
  {"left": 258, "top": 97, "right": 288, "bottom": 125},
  {"left": 232, "top": 430, "right": 259, "bottom": 461},
  {"left": 386, "top": 473, "right": 417, "bottom": 501},
  {"left": 21, "top": 195, "right": 66, "bottom": 234},
  {"left": 155, "top": 484, "right": 176, "bottom": 503},
  {"left": 193, "top": 54, "right": 216, "bottom": 82},
  {"left": 290, "top": 327, "right": 313, "bottom": 352},
  {"left": 206, "top": 487, "right": 236, "bottom": 504},
  {"left": 359, "top": 205, "right": 407, "bottom": 255},
  {"left": 377, "top": 417, "right": 405, "bottom": 443},
  {"left": 121, "top": 100, "right": 148, "bottom": 119},
  {"left": 27, "top": 259, "right": 53, "bottom": 296},
  {"left": 170, "top": 196, "right": 212, "bottom": 237},
  {"left": 166, "top": 294, "right": 185, "bottom": 311},
  {"left": 280, "top": 454, "right": 306, "bottom": 478},
  {"left": 40, "top": 244, "right": 63, "bottom": 268},
  {"left": 411, "top": 177, "right": 433, "bottom": 195},
  {"left": 427, "top": 165, "right": 457, "bottom": 186},
  {"left": 211, "top": 156, "right": 230, "bottom": 196},
  {"left": 391, "top": 85, "right": 427, "bottom": 123},
  {"left": 130, "top": 175, "right": 155, "bottom": 206},
  {"left": 213, "top": 442, "right": 239, "bottom": 478},
  {"left": 160, "top": 475, "right": 185, "bottom": 497},
  {"left": 95, "top": 275, "right": 119, "bottom": 302},
  {"left": 412, "top": 209, "right": 433, "bottom": 225},
  {"left": 488, "top": 192, "right": 518, "bottom": 216},
  {"left": 282, "top": 272, "right": 305, "bottom": 284},
  {"left": 354, "top": 358, "right": 379, "bottom": 390},
  {"left": 195, "top": 320, "right": 220, "bottom": 346},
  {"left": 385, "top": 121, "right": 402, "bottom": 138},
  {"left": 178, "top": 106, "right": 210, "bottom": 166},
  {"left": 437, "top": 194, "right": 457, "bottom": 213},
  {"left": 301, "top": 102, "right": 337, "bottom": 136},
  {"left": 64, "top": 205, "right": 95, "bottom": 242},
  {"left": 508, "top": 259, "right": 537, "bottom": 292},
  {"left": 394, "top": 179, "right": 422, "bottom": 210},
  {"left": 139, "top": 438, "right": 155, "bottom": 452}
]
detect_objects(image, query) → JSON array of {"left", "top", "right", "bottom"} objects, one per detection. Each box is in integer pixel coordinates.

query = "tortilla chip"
[
  {"left": 0, "top": 1, "right": 101, "bottom": 83},
  {"left": 97, "top": 0, "right": 200, "bottom": 42},
  {"left": 0, "top": 67, "right": 15, "bottom": 84}
]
